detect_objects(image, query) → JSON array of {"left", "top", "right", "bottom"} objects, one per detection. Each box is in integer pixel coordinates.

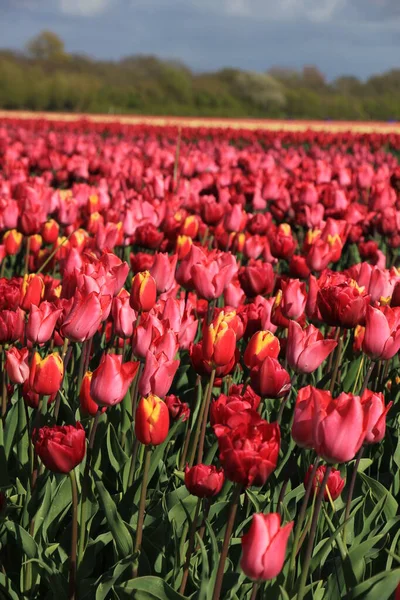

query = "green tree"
[{"left": 25, "top": 31, "right": 66, "bottom": 61}]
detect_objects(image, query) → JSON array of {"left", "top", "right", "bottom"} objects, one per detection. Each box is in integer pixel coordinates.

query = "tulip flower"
[
  {"left": 202, "top": 311, "right": 237, "bottom": 368},
  {"left": 139, "top": 350, "right": 179, "bottom": 398},
  {"left": 280, "top": 279, "right": 307, "bottom": 320},
  {"left": 5, "top": 347, "right": 30, "bottom": 384},
  {"left": 135, "top": 394, "right": 170, "bottom": 445},
  {"left": 130, "top": 270, "right": 157, "bottom": 312},
  {"left": 149, "top": 252, "right": 178, "bottom": 294},
  {"left": 286, "top": 320, "right": 337, "bottom": 374},
  {"left": 292, "top": 386, "right": 331, "bottom": 449},
  {"left": 304, "top": 465, "right": 345, "bottom": 501},
  {"left": 20, "top": 274, "right": 45, "bottom": 311},
  {"left": 269, "top": 224, "right": 296, "bottom": 259},
  {"left": 313, "top": 390, "right": 368, "bottom": 463},
  {"left": 61, "top": 290, "right": 110, "bottom": 343},
  {"left": 26, "top": 301, "right": 63, "bottom": 344},
  {"left": 184, "top": 464, "right": 224, "bottom": 498},
  {"left": 3, "top": 229, "right": 23, "bottom": 256},
  {"left": 79, "top": 371, "right": 106, "bottom": 417},
  {"left": 90, "top": 354, "right": 139, "bottom": 407},
  {"left": 191, "top": 252, "right": 237, "bottom": 300},
  {"left": 241, "top": 513, "right": 294, "bottom": 581},
  {"left": 218, "top": 419, "right": 280, "bottom": 487},
  {"left": 250, "top": 356, "right": 291, "bottom": 399},
  {"left": 165, "top": 394, "right": 190, "bottom": 422},
  {"left": 362, "top": 305, "right": 400, "bottom": 361},
  {"left": 29, "top": 352, "right": 64, "bottom": 396},
  {"left": 361, "top": 389, "right": 392, "bottom": 444},
  {"left": 243, "top": 330, "right": 280, "bottom": 369},
  {"left": 317, "top": 280, "right": 369, "bottom": 329},
  {"left": 111, "top": 289, "right": 136, "bottom": 339},
  {"left": 239, "top": 261, "right": 274, "bottom": 297},
  {"left": 41, "top": 219, "right": 59, "bottom": 244},
  {"left": 0, "top": 308, "right": 25, "bottom": 344},
  {"left": 33, "top": 423, "right": 86, "bottom": 474}
]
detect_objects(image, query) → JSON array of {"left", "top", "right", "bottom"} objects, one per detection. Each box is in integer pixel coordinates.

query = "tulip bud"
[
  {"left": 240, "top": 513, "right": 294, "bottom": 581},
  {"left": 41, "top": 219, "right": 60, "bottom": 244},
  {"left": 20, "top": 274, "right": 45, "bottom": 311},
  {"left": 184, "top": 464, "right": 224, "bottom": 497},
  {"left": 135, "top": 394, "right": 170, "bottom": 445},
  {"left": 33, "top": 423, "right": 86, "bottom": 474},
  {"left": 26, "top": 301, "right": 63, "bottom": 345},
  {"left": 79, "top": 371, "right": 106, "bottom": 417},
  {"left": 28, "top": 352, "right": 64, "bottom": 396},
  {"left": 202, "top": 311, "right": 237, "bottom": 367},
  {"left": 130, "top": 271, "right": 157, "bottom": 312},
  {"left": 165, "top": 394, "right": 190, "bottom": 422},
  {"left": 243, "top": 330, "right": 280, "bottom": 369},
  {"left": 3, "top": 229, "right": 23, "bottom": 256},
  {"left": 304, "top": 465, "right": 345, "bottom": 502}
]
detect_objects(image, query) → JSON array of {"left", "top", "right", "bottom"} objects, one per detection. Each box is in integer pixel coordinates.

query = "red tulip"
[
  {"left": 165, "top": 394, "right": 190, "bottom": 422},
  {"left": 29, "top": 352, "right": 64, "bottom": 396},
  {"left": 238, "top": 261, "right": 274, "bottom": 297},
  {"left": 0, "top": 308, "right": 25, "bottom": 343},
  {"left": 286, "top": 320, "right": 337, "bottom": 374},
  {"left": 317, "top": 280, "right": 369, "bottom": 329},
  {"left": 149, "top": 252, "right": 178, "bottom": 294},
  {"left": 130, "top": 271, "right": 157, "bottom": 312},
  {"left": 202, "top": 311, "right": 237, "bottom": 368},
  {"left": 61, "top": 290, "right": 110, "bottom": 343},
  {"left": 33, "top": 423, "right": 86, "bottom": 474},
  {"left": 304, "top": 465, "right": 345, "bottom": 501},
  {"left": 135, "top": 394, "right": 170, "bottom": 445},
  {"left": 218, "top": 419, "right": 280, "bottom": 487},
  {"left": 292, "top": 386, "right": 330, "bottom": 449},
  {"left": 191, "top": 252, "right": 237, "bottom": 300},
  {"left": 269, "top": 224, "right": 296, "bottom": 259},
  {"left": 280, "top": 279, "right": 307, "bottom": 320},
  {"left": 20, "top": 274, "right": 45, "bottom": 311},
  {"left": 90, "top": 354, "right": 139, "bottom": 407},
  {"left": 79, "top": 371, "right": 106, "bottom": 417},
  {"left": 362, "top": 305, "right": 400, "bottom": 361},
  {"left": 250, "top": 356, "right": 291, "bottom": 399},
  {"left": 184, "top": 464, "right": 224, "bottom": 498},
  {"left": 3, "top": 229, "right": 23, "bottom": 256},
  {"left": 240, "top": 513, "right": 293, "bottom": 580}
]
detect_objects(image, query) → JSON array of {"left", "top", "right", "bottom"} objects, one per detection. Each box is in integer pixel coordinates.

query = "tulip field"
[{"left": 1, "top": 117, "right": 400, "bottom": 600}]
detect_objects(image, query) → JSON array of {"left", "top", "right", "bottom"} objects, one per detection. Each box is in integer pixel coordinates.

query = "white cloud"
[{"left": 59, "top": 0, "right": 112, "bottom": 16}]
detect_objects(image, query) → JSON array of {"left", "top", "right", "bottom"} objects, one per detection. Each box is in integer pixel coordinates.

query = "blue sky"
[{"left": 0, "top": 0, "right": 399, "bottom": 80}]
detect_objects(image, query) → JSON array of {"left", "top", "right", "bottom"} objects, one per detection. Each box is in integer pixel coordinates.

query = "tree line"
[{"left": 0, "top": 30, "right": 399, "bottom": 120}]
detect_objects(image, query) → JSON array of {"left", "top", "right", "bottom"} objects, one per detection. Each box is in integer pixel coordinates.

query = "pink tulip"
[
  {"left": 241, "top": 513, "right": 293, "bottom": 581},
  {"left": 362, "top": 305, "right": 400, "bottom": 360},
  {"left": 286, "top": 320, "right": 337, "bottom": 374},
  {"left": 139, "top": 350, "right": 179, "bottom": 398},
  {"left": 280, "top": 279, "right": 307, "bottom": 320},
  {"left": 361, "top": 389, "right": 392, "bottom": 444},
  {"left": 150, "top": 252, "right": 178, "bottom": 294},
  {"left": 62, "top": 291, "right": 111, "bottom": 343},
  {"left": 5, "top": 347, "right": 30, "bottom": 384},
  {"left": 26, "top": 301, "right": 63, "bottom": 345},
  {"left": 111, "top": 290, "right": 136, "bottom": 339},
  {"left": 90, "top": 354, "right": 139, "bottom": 407}
]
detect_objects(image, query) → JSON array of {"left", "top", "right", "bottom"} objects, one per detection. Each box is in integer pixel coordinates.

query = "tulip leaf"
[
  {"left": 0, "top": 572, "right": 21, "bottom": 600},
  {"left": 106, "top": 423, "right": 129, "bottom": 474},
  {"left": 33, "top": 477, "right": 54, "bottom": 538},
  {"left": 115, "top": 576, "right": 187, "bottom": 600},
  {"left": 345, "top": 567, "right": 400, "bottom": 599},
  {"left": 4, "top": 520, "right": 37, "bottom": 558},
  {"left": 4, "top": 401, "right": 19, "bottom": 461},
  {"left": 95, "top": 476, "right": 134, "bottom": 558},
  {"left": 42, "top": 476, "right": 72, "bottom": 542},
  {"left": 359, "top": 473, "right": 398, "bottom": 520}
]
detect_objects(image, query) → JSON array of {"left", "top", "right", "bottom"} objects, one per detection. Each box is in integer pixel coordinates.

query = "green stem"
[
  {"left": 179, "top": 497, "right": 202, "bottom": 594},
  {"left": 133, "top": 445, "right": 152, "bottom": 576},
  {"left": 329, "top": 329, "right": 343, "bottom": 395},
  {"left": 360, "top": 361, "right": 375, "bottom": 396},
  {"left": 288, "top": 457, "right": 320, "bottom": 587},
  {"left": 78, "top": 411, "right": 100, "bottom": 566},
  {"left": 127, "top": 438, "right": 140, "bottom": 488},
  {"left": 68, "top": 469, "right": 79, "bottom": 600},
  {"left": 77, "top": 340, "right": 89, "bottom": 398},
  {"left": 1, "top": 348, "right": 7, "bottom": 419},
  {"left": 196, "top": 369, "right": 216, "bottom": 464},
  {"left": 212, "top": 484, "right": 242, "bottom": 600},
  {"left": 343, "top": 447, "right": 364, "bottom": 546},
  {"left": 297, "top": 466, "right": 332, "bottom": 600}
]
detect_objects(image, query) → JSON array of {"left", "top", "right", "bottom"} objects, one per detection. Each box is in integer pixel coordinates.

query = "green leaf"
[
  {"left": 115, "top": 576, "right": 187, "bottom": 600},
  {"left": 359, "top": 473, "right": 398, "bottom": 520},
  {"left": 4, "top": 520, "right": 37, "bottom": 558},
  {"left": 95, "top": 476, "right": 134, "bottom": 559},
  {"left": 4, "top": 401, "right": 19, "bottom": 461},
  {"left": 107, "top": 423, "right": 129, "bottom": 474},
  {"left": 348, "top": 534, "right": 387, "bottom": 582},
  {"left": 42, "top": 477, "right": 71, "bottom": 542},
  {"left": 345, "top": 567, "right": 400, "bottom": 599}
]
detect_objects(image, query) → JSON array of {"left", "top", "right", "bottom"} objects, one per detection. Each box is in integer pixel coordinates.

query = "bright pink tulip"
[
  {"left": 286, "top": 321, "right": 337, "bottom": 374},
  {"left": 111, "top": 289, "right": 136, "bottom": 339},
  {"left": 280, "top": 279, "right": 307, "bottom": 320},
  {"left": 139, "top": 350, "right": 179, "bottom": 398},
  {"left": 90, "top": 354, "right": 139, "bottom": 407},
  {"left": 240, "top": 513, "right": 294, "bottom": 581},
  {"left": 191, "top": 252, "right": 237, "bottom": 300},
  {"left": 362, "top": 305, "right": 400, "bottom": 360},
  {"left": 61, "top": 291, "right": 111, "bottom": 343},
  {"left": 361, "top": 389, "right": 392, "bottom": 444},
  {"left": 26, "top": 301, "right": 63, "bottom": 344},
  {"left": 150, "top": 252, "right": 178, "bottom": 294}
]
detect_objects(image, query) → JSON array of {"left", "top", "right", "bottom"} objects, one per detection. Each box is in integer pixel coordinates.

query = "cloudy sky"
[{"left": 0, "top": 0, "right": 399, "bottom": 80}]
